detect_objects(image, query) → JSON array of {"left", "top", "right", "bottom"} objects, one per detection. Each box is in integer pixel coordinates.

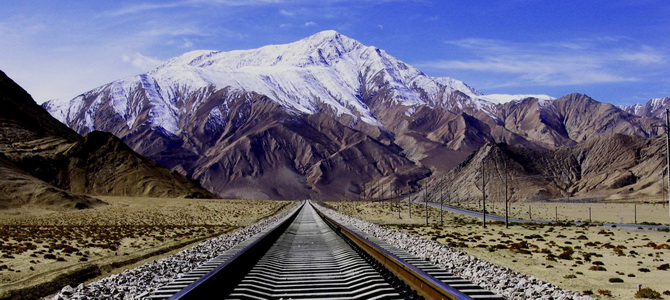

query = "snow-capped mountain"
[
  {"left": 43, "top": 31, "right": 659, "bottom": 199},
  {"left": 45, "top": 30, "right": 521, "bottom": 136},
  {"left": 620, "top": 97, "right": 670, "bottom": 119}
]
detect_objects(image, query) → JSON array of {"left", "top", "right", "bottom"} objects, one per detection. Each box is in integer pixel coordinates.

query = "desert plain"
[
  {"left": 0, "top": 196, "right": 292, "bottom": 299},
  {"left": 327, "top": 200, "right": 670, "bottom": 300}
]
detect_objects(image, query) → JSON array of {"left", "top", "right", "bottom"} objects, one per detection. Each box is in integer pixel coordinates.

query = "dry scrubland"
[
  {"left": 455, "top": 200, "right": 669, "bottom": 225},
  {"left": 328, "top": 201, "right": 670, "bottom": 300},
  {"left": 0, "top": 197, "right": 292, "bottom": 298}
]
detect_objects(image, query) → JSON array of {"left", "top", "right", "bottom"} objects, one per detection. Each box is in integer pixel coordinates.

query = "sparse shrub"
[
  {"left": 583, "top": 290, "right": 593, "bottom": 295},
  {"left": 635, "top": 287, "right": 662, "bottom": 298},
  {"left": 564, "top": 274, "right": 577, "bottom": 279},
  {"left": 593, "top": 261, "right": 605, "bottom": 266},
  {"left": 639, "top": 268, "right": 651, "bottom": 272},
  {"left": 598, "top": 289, "right": 613, "bottom": 297},
  {"left": 589, "top": 266, "right": 607, "bottom": 271},
  {"left": 494, "top": 244, "right": 507, "bottom": 249},
  {"left": 558, "top": 250, "right": 573, "bottom": 260},
  {"left": 657, "top": 263, "right": 669, "bottom": 271},
  {"left": 608, "top": 277, "right": 623, "bottom": 283},
  {"left": 518, "top": 249, "right": 532, "bottom": 255}
]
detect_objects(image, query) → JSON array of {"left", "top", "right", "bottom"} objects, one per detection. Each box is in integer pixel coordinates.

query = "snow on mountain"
[
  {"left": 47, "top": 30, "right": 509, "bottom": 134},
  {"left": 620, "top": 97, "right": 670, "bottom": 119},
  {"left": 142, "top": 30, "right": 438, "bottom": 128},
  {"left": 477, "top": 94, "right": 555, "bottom": 104},
  {"left": 431, "top": 76, "right": 482, "bottom": 99}
]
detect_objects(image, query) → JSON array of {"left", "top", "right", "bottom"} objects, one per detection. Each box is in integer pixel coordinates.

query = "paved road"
[{"left": 424, "top": 201, "right": 670, "bottom": 231}]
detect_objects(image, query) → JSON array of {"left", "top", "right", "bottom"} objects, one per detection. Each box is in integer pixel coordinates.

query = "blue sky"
[{"left": 1, "top": 0, "right": 668, "bottom": 105}]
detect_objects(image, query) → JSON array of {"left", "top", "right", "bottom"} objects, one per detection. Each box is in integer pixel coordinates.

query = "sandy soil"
[
  {"left": 0, "top": 197, "right": 293, "bottom": 297},
  {"left": 327, "top": 200, "right": 670, "bottom": 299}
]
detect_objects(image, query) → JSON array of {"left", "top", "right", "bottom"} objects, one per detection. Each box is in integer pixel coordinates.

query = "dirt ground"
[
  {"left": 0, "top": 197, "right": 293, "bottom": 297},
  {"left": 327, "top": 200, "right": 670, "bottom": 300}
]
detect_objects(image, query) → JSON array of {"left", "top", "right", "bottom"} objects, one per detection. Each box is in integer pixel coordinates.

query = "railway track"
[{"left": 148, "top": 201, "right": 504, "bottom": 299}]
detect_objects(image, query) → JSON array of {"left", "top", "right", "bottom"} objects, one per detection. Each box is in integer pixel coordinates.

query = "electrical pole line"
[
  {"left": 651, "top": 110, "right": 670, "bottom": 221},
  {"left": 425, "top": 182, "right": 429, "bottom": 225},
  {"left": 666, "top": 109, "right": 670, "bottom": 220},
  {"left": 409, "top": 192, "right": 412, "bottom": 218},
  {"left": 439, "top": 181, "right": 444, "bottom": 224},
  {"left": 504, "top": 158, "right": 509, "bottom": 229},
  {"left": 482, "top": 159, "right": 487, "bottom": 228}
]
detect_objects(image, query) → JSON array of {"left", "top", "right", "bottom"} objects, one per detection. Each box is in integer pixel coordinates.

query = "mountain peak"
[
  {"left": 294, "top": 30, "right": 362, "bottom": 56},
  {"left": 310, "top": 30, "right": 341, "bottom": 38}
]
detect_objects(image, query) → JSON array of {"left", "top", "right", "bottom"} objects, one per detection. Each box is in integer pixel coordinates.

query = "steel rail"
[
  {"left": 166, "top": 202, "right": 305, "bottom": 300},
  {"left": 150, "top": 201, "right": 501, "bottom": 299},
  {"left": 315, "top": 206, "right": 473, "bottom": 300}
]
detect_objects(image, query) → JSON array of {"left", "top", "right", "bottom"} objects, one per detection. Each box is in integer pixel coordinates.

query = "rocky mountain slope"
[
  {"left": 621, "top": 97, "right": 670, "bottom": 120},
  {"left": 43, "top": 31, "right": 664, "bottom": 200},
  {"left": 0, "top": 70, "right": 214, "bottom": 209},
  {"left": 433, "top": 134, "right": 665, "bottom": 203}
]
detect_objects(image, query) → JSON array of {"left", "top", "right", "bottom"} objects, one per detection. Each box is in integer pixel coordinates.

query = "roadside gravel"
[{"left": 315, "top": 202, "right": 595, "bottom": 300}]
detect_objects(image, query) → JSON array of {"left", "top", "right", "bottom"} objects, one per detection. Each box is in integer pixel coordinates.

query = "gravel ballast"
[
  {"left": 51, "top": 201, "right": 594, "bottom": 299},
  {"left": 49, "top": 204, "right": 300, "bottom": 300},
  {"left": 313, "top": 202, "right": 595, "bottom": 300}
]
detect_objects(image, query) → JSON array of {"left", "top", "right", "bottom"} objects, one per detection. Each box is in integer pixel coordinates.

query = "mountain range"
[
  {"left": 0, "top": 70, "right": 214, "bottom": 210},
  {"left": 42, "top": 31, "right": 669, "bottom": 200},
  {"left": 432, "top": 134, "right": 665, "bottom": 204}
]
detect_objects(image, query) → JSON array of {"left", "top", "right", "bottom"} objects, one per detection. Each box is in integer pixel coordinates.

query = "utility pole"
[
  {"left": 425, "top": 182, "right": 429, "bottom": 225},
  {"left": 397, "top": 189, "right": 401, "bottom": 218},
  {"left": 439, "top": 182, "right": 444, "bottom": 224},
  {"left": 653, "top": 111, "right": 670, "bottom": 221},
  {"left": 666, "top": 109, "right": 670, "bottom": 220},
  {"left": 361, "top": 183, "right": 366, "bottom": 201},
  {"left": 409, "top": 193, "right": 412, "bottom": 218},
  {"left": 504, "top": 159, "right": 509, "bottom": 228},
  {"left": 482, "top": 160, "right": 487, "bottom": 228}
]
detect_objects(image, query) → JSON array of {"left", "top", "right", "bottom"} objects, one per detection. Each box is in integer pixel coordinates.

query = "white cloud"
[
  {"left": 420, "top": 38, "right": 666, "bottom": 87},
  {"left": 122, "top": 53, "right": 164, "bottom": 71},
  {"left": 304, "top": 21, "right": 317, "bottom": 27},
  {"left": 138, "top": 27, "right": 205, "bottom": 37},
  {"left": 616, "top": 48, "right": 665, "bottom": 64},
  {"left": 279, "top": 9, "right": 294, "bottom": 16},
  {"left": 107, "top": 0, "right": 285, "bottom": 16},
  {"left": 377, "top": 24, "right": 384, "bottom": 30},
  {"left": 181, "top": 38, "right": 194, "bottom": 49},
  {"left": 106, "top": 2, "right": 191, "bottom": 16}
]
